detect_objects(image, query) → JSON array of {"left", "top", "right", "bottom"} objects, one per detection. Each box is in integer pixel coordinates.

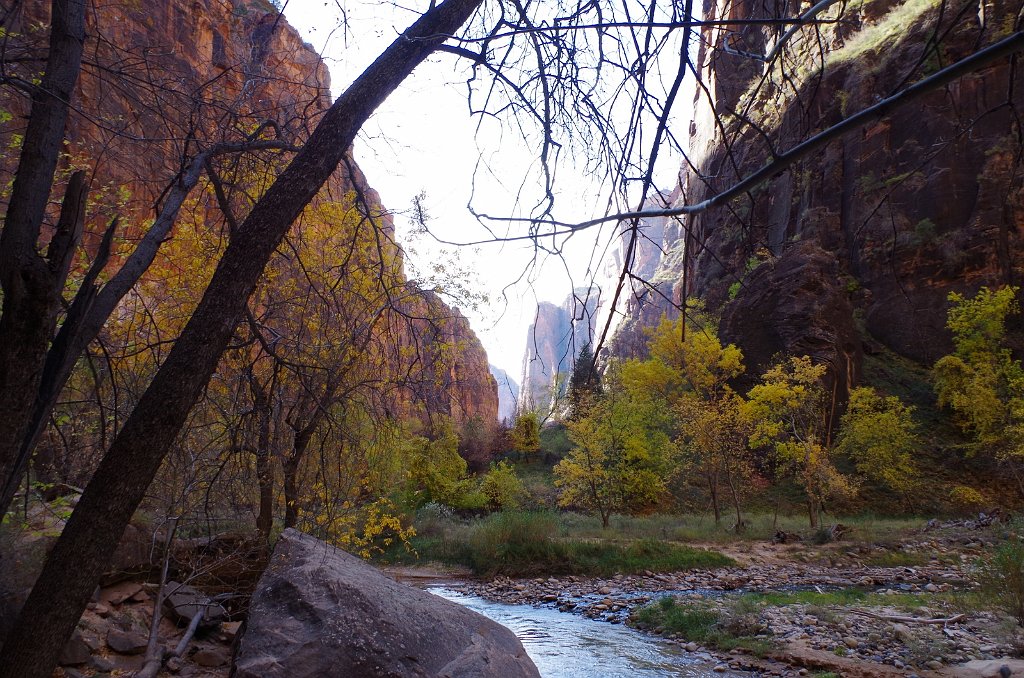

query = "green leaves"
[
  {"left": 934, "top": 286, "right": 1024, "bottom": 462},
  {"left": 835, "top": 387, "right": 919, "bottom": 493}
]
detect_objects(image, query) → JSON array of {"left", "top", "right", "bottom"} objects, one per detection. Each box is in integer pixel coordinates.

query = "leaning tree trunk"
[
  {"left": 0, "top": 0, "right": 86, "bottom": 517},
  {"left": 0, "top": 1, "right": 483, "bottom": 673}
]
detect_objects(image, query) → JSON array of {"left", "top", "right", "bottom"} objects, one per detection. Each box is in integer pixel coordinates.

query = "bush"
[
  {"left": 467, "top": 511, "right": 560, "bottom": 572},
  {"left": 479, "top": 461, "right": 527, "bottom": 510},
  {"left": 978, "top": 539, "right": 1024, "bottom": 625},
  {"left": 950, "top": 485, "right": 987, "bottom": 512}
]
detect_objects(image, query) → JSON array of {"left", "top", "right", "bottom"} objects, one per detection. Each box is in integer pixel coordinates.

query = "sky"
[{"left": 281, "top": 0, "right": 685, "bottom": 378}]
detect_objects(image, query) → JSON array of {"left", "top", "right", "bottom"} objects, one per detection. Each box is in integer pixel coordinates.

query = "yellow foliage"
[{"left": 835, "top": 387, "right": 919, "bottom": 494}]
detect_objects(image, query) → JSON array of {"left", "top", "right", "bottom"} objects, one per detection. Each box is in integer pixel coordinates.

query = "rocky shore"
[{"left": 441, "top": 528, "right": 1024, "bottom": 677}]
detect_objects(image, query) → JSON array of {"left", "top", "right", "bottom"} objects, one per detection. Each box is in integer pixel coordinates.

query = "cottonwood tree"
[
  {"left": 2, "top": 0, "right": 1024, "bottom": 673},
  {"left": 745, "top": 356, "right": 856, "bottom": 527},
  {"left": 0, "top": 0, "right": 483, "bottom": 673},
  {"left": 556, "top": 366, "right": 673, "bottom": 527},
  {"left": 0, "top": 0, "right": 305, "bottom": 518},
  {"left": 934, "top": 286, "right": 1024, "bottom": 494}
]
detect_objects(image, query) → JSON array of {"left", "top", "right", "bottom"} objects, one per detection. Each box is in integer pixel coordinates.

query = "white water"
[{"left": 429, "top": 587, "right": 750, "bottom": 678}]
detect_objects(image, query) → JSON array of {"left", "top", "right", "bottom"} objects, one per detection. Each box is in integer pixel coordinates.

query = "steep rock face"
[
  {"left": 490, "top": 365, "right": 519, "bottom": 422},
  {"left": 235, "top": 529, "right": 540, "bottom": 678},
  {"left": 720, "top": 242, "right": 863, "bottom": 399},
  {"left": 598, "top": 196, "right": 676, "bottom": 359},
  {"left": 616, "top": 0, "right": 1024, "bottom": 388},
  {"left": 1, "top": 0, "right": 496, "bottom": 427},
  {"left": 519, "top": 288, "right": 599, "bottom": 413},
  {"left": 401, "top": 296, "right": 499, "bottom": 427}
]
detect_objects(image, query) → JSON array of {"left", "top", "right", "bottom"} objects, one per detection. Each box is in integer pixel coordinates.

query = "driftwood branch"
[
  {"left": 136, "top": 518, "right": 179, "bottom": 678},
  {"left": 850, "top": 610, "right": 966, "bottom": 625}
]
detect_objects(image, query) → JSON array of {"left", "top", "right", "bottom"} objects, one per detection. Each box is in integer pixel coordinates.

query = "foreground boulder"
[{"left": 234, "top": 529, "right": 539, "bottom": 678}]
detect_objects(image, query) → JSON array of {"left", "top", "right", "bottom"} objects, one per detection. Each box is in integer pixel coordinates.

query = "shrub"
[
  {"left": 467, "top": 511, "right": 560, "bottom": 572},
  {"left": 978, "top": 539, "right": 1024, "bottom": 625},
  {"left": 949, "top": 485, "right": 987, "bottom": 512},
  {"left": 479, "top": 461, "right": 527, "bottom": 510}
]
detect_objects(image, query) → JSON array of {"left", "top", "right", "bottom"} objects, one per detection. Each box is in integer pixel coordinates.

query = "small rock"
[
  {"left": 108, "top": 585, "right": 144, "bottom": 606},
  {"left": 58, "top": 631, "right": 92, "bottom": 666},
  {"left": 598, "top": 586, "right": 612, "bottom": 595},
  {"left": 924, "top": 583, "right": 939, "bottom": 592},
  {"left": 892, "top": 623, "right": 914, "bottom": 643},
  {"left": 926, "top": 659, "right": 944, "bottom": 670},
  {"left": 685, "top": 642, "right": 698, "bottom": 652},
  {"left": 220, "top": 620, "right": 242, "bottom": 643},
  {"left": 844, "top": 637, "right": 859, "bottom": 649},
  {"left": 193, "top": 647, "right": 228, "bottom": 667},
  {"left": 106, "top": 628, "right": 148, "bottom": 655},
  {"left": 90, "top": 656, "right": 116, "bottom": 672},
  {"left": 92, "top": 603, "right": 111, "bottom": 618},
  {"left": 712, "top": 665, "right": 728, "bottom": 673},
  {"left": 165, "top": 656, "right": 184, "bottom": 673}
]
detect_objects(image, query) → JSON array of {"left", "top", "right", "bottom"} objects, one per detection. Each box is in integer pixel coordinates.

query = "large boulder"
[{"left": 234, "top": 529, "right": 539, "bottom": 678}]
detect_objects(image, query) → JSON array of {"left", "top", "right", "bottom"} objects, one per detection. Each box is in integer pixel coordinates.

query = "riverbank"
[{"left": 413, "top": 516, "right": 1024, "bottom": 677}]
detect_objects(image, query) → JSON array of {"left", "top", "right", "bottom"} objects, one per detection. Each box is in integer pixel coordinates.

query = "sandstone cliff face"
[
  {"left": 400, "top": 295, "right": 500, "bottom": 427},
  {"left": 596, "top": 196, "right": 676, "bottom": 359},
  {"left": 615, "top": 0, "right": 1024, "bottom": 392},
  {"left": 519, "top": 288, "right": 600, "bottom": 413},
  {"left": 1, "top": 0, "right": 497, "bottom": 427},
  {"left": 490, "top": 365, "right": 520, "bottom": 422}
]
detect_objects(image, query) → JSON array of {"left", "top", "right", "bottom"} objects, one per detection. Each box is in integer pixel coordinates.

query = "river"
[{"left": 429, "top": 587, "right": 751, "bottom": 677}]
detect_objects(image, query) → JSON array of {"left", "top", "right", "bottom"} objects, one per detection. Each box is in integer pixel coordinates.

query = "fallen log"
[{"left": 849, "top": 610, "right": 965, "bottom": 625}]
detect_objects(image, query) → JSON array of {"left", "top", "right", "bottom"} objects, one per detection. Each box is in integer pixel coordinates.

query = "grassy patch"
[
  {"left": 862, "top": 550, "right": 932, "bottom": 567},
  {"left": 830, "top": 0, "right": 943, "bottom": 67},
  {"left": 555, "top": 511, "right": 924, "bottom": 544},
  {"left": 632, "top": 596, "right": 774, "bottom": 655},
  {"left": 380, "top": 510, "right": 733, "bottom": 576}
]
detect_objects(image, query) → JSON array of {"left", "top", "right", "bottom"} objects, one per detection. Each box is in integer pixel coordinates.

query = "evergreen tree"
[{"left": 567, "top": 342, "right": 601, "bottom": 419}]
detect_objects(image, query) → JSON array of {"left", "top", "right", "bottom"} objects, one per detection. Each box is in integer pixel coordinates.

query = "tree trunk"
[
  {"left": 249, "top": 371, "right": 275, "bottom": 541},
  {"left": 601, "top": 510, "right": 610, "bottom": 529},
  {"left": 0, "top": 0, "right": 86, "bottom": 518},
  {"left": 254, "top": 410, "right": 274, "bottom": 541},
  {"left": 0, "top": 1, "right": 482, "bottom": 673},
  {"left": 282, "top": 458, "right": 300, "bottom": 530},
  {"left": 708, "top": 475, "right": 721, "bottom": 525},
  {"left": 726, "top": 475, "right": 743, "bottom": 533}
]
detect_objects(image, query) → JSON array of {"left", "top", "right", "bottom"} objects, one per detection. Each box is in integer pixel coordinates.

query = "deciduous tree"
[
  {"left": 934, "top": 286, "right": 1024, "bottom": 494},
  {"left": 745, "top": 356, "right": 855, "bottom": 527}
]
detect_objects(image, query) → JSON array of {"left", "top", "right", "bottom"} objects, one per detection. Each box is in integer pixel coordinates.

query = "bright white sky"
[{"left": 282, "top": 0, "right": 685, "bottom": 378}]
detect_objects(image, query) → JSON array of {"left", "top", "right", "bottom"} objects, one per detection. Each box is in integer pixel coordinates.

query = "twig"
[{"left": 849, "top": 610, "right": 965, "bottom": 625}]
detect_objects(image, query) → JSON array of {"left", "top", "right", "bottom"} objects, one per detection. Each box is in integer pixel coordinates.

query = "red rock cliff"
[
  {"left": 1, "top": 0, "right": 497, "bottom": 426},
  {"left": 615, "top": 0, "right": 1024, "bottom": 395}
]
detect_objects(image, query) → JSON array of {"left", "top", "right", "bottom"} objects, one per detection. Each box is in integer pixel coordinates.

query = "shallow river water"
[{"left": 429, "top": 587, "right": 750, "bottom": 677}]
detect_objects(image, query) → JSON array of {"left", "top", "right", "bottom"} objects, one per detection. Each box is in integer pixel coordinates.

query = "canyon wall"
[
  {"left": 613, "top": 0, "right": 1024, "bottom": 396},
  {"left": 1, "top": 0, "right": 497, "bottom": 428},
  {"left": 490, "top": 365, "right": 520, "bottom": 422},
  {"left": 519, "top": 288, "right": 600, "bottom": 414}
]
